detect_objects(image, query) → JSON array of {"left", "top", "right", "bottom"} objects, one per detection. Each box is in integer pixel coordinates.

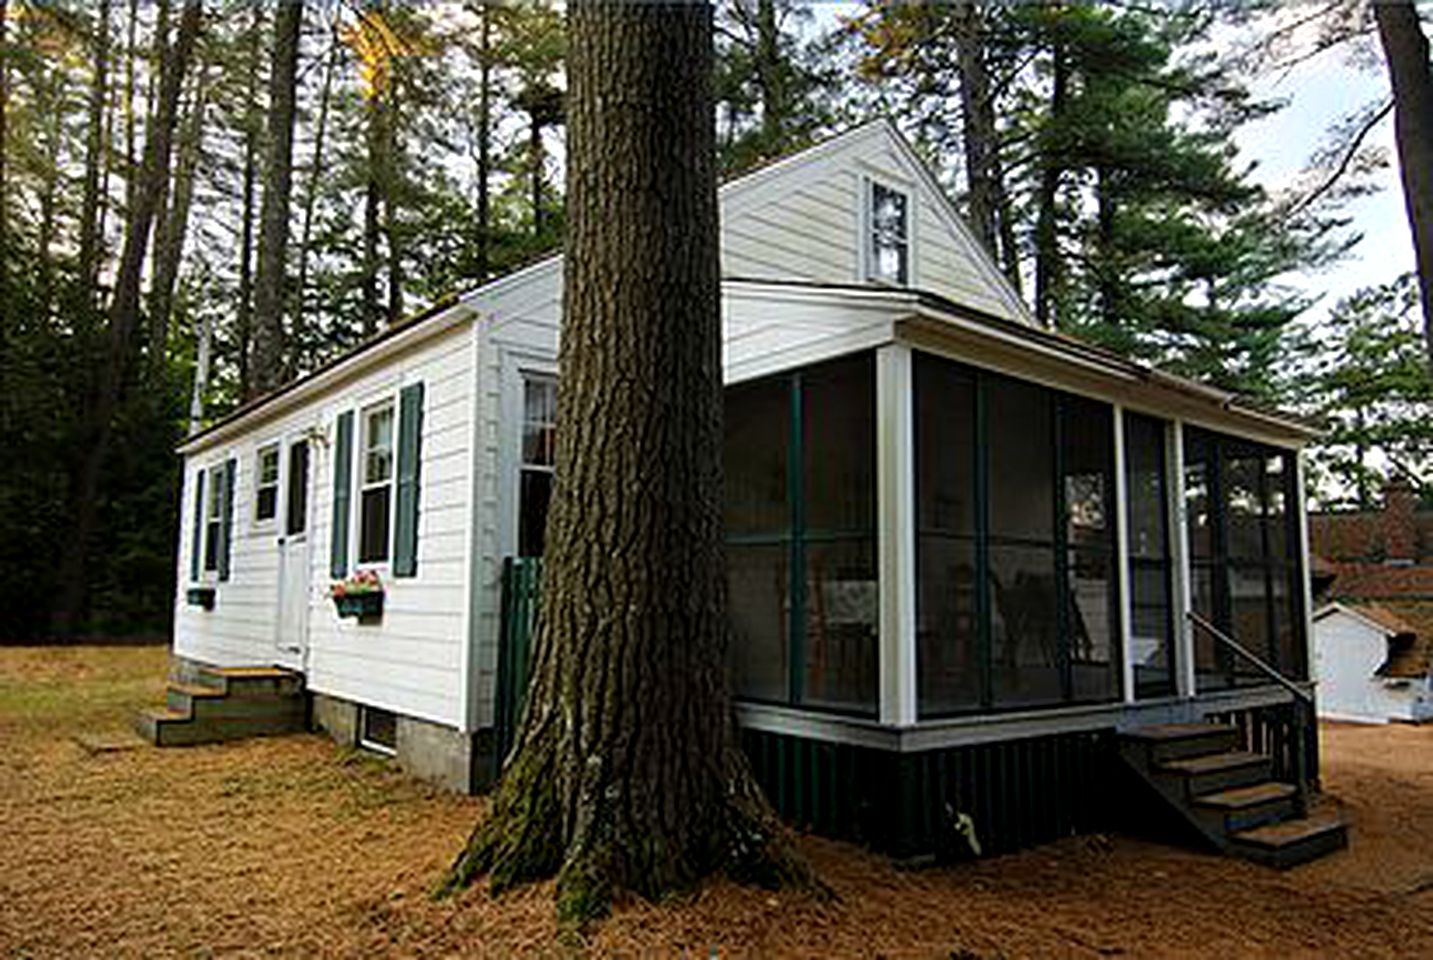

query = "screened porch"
[{"left": 722, "top": 344, "right": 1311, "bottom": 729}]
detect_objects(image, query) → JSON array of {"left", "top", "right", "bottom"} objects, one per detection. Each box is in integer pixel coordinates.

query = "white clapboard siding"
[{"left": 175, "top": 319, "right": 478, "bottom": 729}]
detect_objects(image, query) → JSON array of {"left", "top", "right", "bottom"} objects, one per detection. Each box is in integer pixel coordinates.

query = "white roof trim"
[{"left": 1313, "top": 602, "right": 1404, "bottom": 637}]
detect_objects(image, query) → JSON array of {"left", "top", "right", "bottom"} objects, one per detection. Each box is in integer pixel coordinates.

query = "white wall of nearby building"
[{"left": 1313, "top": 607, "right": 1433, "bottom": 724}]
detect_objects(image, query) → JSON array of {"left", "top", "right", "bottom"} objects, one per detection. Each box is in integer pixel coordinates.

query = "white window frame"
[
  {"left": 517, "top": 372, "right": 559, "bottom": 557},
  {"left": 355, "top": 396, "right": 398, "bottom": 568},
  {"left": 860, "top": 175, "right": 915, "bottom": 288},
  {"left": 201, "top": 462, "right": 225, "bottom": 580},
  {"left": 254, "top": 441, "right": 281, "bottom": 526}
]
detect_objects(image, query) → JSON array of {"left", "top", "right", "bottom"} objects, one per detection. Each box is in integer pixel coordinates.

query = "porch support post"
[
  {"left": 1113, "top": 405, "right": 1136, "bottom": 704},
  {"left": 877, "top": 342, "right": 917, "bottom": 726},
  {"left": 1170, "top": 419, "right": 1196, "bottom": 699},
  {"left": 1294, "top": 449, "right": 1315, "bottom": 682}
]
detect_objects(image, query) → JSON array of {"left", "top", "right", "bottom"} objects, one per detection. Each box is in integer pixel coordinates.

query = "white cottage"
[
  {"left": 152, "top": 121, "right": 1345, "bottom": 865},
  {"left": 1313, "top": 602, "right": 1433, "bottom": 724}
]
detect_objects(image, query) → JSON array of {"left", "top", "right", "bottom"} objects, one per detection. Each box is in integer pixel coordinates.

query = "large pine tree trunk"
[
  {"left": 0, "top": 0, "right": 8, "bottom": 287},
  {"left": 1034, "top": 38, "right": 1067, "bottom": 329},
  {"left": 441, "top": 0, "right": 812, "bottom": 926},
  {"left": 235, "top": 7, "right": 261, "bottom": 397},
  {"left": 148, "top": 63, "right": 210, "bottom": 360},
  {"left": 250, "top": 0, "right": 303, "bottom": 396},
  {"left": 52, "top": 0, "right": 202, "bottom": 637},
  {"left": 1375, "top": 0, "right": 1433, "bottom": 373},
  {"left": 78, "top": 0, "right": 112, "bottom": 310},
  {"left": 953, "top": 2, "right": 998, "bottom": 261},
  {"left": 474, "top": 3, "right": 492, "bottom": 281},
  {"left": 291, "top": 15, "right": 339, "bottom": 376}
]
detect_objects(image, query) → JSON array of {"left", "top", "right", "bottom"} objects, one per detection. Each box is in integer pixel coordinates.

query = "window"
[
  {"left": 724, "top": 353, "right": 877, "bottom": 716},
  {"left": 358, "top": 402, "right": 395, "bottom": 564},
  {"left": 360, "top": 706, "right": 397, "bottom": 755},
  {"left": 1184, "top": 429, "right": 1306, "bottom": 688},
  {"left": 254, "top": 445, "right": 279, "bottom": 522},
  {"left": 914, "top": 352, "right": 1121, "bottom": 717},
  {"left": 1124, "top": 413, "right": 1175, "bottom": 698},
  {"left": 203, "top": 465, "right": 223, "bottom": 572},
  {"left": 867, "top": 181, "right": 910, "bottom": 285},
  {"left": 519, "top": 375, "right": 557, "bottom": 557},
  {"left": 286, "top": 440, "right": 309, "bottom": 537}
]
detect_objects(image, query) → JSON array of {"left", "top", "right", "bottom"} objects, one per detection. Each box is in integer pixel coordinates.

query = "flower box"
[
  {"left": 333, "top": 591, "right": 384, "bottom": 621},
  {"left": 186, "top": 587, "right": 215, "bottom": 611}
]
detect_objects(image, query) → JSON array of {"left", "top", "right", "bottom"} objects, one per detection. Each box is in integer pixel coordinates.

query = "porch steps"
[
  {"left": 135, "top": 666, "right": 305, "bottom": 747},
  {"left": 1119, "top": 722, "right": 1347, "bottom": 869}
]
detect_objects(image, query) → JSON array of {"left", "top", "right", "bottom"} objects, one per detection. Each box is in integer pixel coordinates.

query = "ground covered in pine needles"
[{"left": 3, "top": 645, "right": 1433, "bottom": 957}]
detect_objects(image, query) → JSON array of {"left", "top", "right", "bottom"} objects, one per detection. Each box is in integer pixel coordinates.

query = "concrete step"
[
  {"left": 1158, "top": 750, "right": 1272, "bottom": 796},
  {"left": 139, "top": 664, "right": 306, "bottom": 747},
  {"left": 1121, "top": 723, "right": 1243, "bottom": 764},
  {"left": 1193, "top": 781, "right": 1298, "bottom": 833},
  {"left": 197, "top": 666, "right": 303, "bottom": 699},
  {"left": 1231, "top": 809, "right": 1348, "bottom": 869},
  {"left": 165, "top": 682, "right": 225, "bottom": 713}
]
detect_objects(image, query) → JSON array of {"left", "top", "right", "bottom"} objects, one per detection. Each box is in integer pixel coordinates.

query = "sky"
[{"left": 1235, "top": 39, "right": 1411, "bottom": 323}]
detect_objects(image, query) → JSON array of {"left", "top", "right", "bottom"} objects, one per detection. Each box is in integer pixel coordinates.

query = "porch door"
[{"left": 275, "top": 437, "right": 311, "bottom": 669}]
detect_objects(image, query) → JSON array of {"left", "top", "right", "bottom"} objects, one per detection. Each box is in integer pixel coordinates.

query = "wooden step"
[
  {"left": 1195, "top": 781, "right": 1296, "bottom": 809},
  {"left": 1159, "top": 750, "right": 1271, "bottom": 795},
  {"left": 196, "top": 665, "right": 303, "bottom": 698},
  {"left": 1193, "top": 781, "right": 1298, "bottom": 833},
  {"left": 1122, "top": 723, "right": 1242, "bottom": 763},
  {"left": 1232, "top": 810, "right": 1348, "bottom": 869}
]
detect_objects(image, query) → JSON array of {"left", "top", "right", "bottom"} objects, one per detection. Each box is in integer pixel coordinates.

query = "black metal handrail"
[
  {"left": 1186, "top": 609, "right": 1315, "bottom": 816},
  {"left": 1186, "top": 610, "right": 1314, "bottom": 704}
]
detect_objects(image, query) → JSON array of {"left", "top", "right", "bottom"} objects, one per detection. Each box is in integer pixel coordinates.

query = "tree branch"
[{"left": 1287, "top": 98, "right": 1393, "bottom": 218}]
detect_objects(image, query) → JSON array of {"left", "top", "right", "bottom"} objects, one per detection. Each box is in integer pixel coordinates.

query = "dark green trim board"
[
  {"left": 190, "top": 470, "right": 204, "bottom": 583},
  {"left": 788, "top": 373, "right": 805, "bottom": 706},
  {"left": 331, "top": 411, "right": 354, "bottom": 579},
  {"left": 393, "top": 382, "right": 424, "bottom": 578},
  {"left": 218, "top": 459, "right": 236, "bottom": 582},
  {"left": 494, "top": 557, "right": 542, "bottom": 773}
]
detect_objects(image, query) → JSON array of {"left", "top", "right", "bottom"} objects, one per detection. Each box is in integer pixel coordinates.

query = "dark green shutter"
[
  {"left": 394, "top": 382, "right": 424, "bottom": 578},
  {"left": 189, "top": 469, "right": 204, "bottom": 583},
  {"left": 332, "top": 411, "right": 354, "bottom": 579},
  {"left": 218, "top": 458, "right": 236, "bottom": 581}
]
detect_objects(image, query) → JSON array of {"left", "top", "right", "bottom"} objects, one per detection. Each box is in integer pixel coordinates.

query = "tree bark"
[
  {"left": 953, "top": 1, "right": 999, "bottom": 262},
  {"left": 362, "top": 96, "right": 383, "bottom": 337},
  {"left": 0, "top": 0, "right": 8, "bottom": 288},
  {"left": 250, "top": 0, "right": 304, "bottom": 396},
  {"left": 291, "top": 13, "right": 339, "bottom": 377},
  {"left": 148, "top": 63, "right": 210, "bottom": 361},
  {"left": 235, "top": 6, "right": 262, "bottom": 397},
  {"left": 51, "top": 0, "right": 202, "bottom": 637},
  {"left": 78, "top": 0, "right": 113, "bottom": 309},
  {"left": 439, "top": 0, "right": 813, "bottom": 927},
  {"left": 1034, "top": 37, "right": 1068, "bottom": 329},
  {"left": 1375, "top": 0, "right": 1433, "bottom": 373},
  {"left": 475, "top": 3, "right": 491, "bottom": 280}
]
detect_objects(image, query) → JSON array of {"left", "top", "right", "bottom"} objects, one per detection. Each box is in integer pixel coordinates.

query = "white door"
[{"left": 275, "top": 437, "right": 311, "bottom": 669}]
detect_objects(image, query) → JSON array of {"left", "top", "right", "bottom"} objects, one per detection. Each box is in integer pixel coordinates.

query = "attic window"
[{"left": 867, "top": 181, "right": 909, "bottom": 285}]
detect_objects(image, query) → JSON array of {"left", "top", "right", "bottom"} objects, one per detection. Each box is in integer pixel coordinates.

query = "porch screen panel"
[
  {"left": 914, "top": 354, "right": 980, "bottom": 713},
  {"left": 1183, "top": 428, "right": 1307, "bottom": 689},
  {"left": 1061, "top": 396, "right": 1119, "bottom": 702},
  {"left": 915, "top": 352, "right": 1123, "bottom": 717},
  {"left": 799, "top": 355, "right": 876, "bottom": 713},
  {"left": 986, "top": 375, "right": 1061, "bottom": 708},
  {"left": 725, "top": 376, "right": 791, "bottom": 703},
  {"left": 723, "top": 352, "right": 877, "bottom": 717},
  {"left": 1124, "top": 412, "right": 1175, "bottom": 698}
]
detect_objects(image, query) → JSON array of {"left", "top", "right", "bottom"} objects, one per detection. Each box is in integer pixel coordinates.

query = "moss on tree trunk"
[{"left": 438, "top": 0, "right": 817, "bottom": 926}]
